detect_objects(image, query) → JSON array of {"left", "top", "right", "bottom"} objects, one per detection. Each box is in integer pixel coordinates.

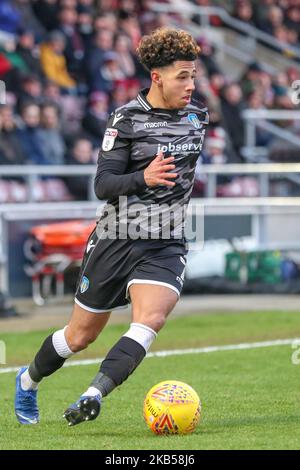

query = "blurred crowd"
[
  {"left": 0, "top": 0, "right": 299, "bottom": 202},
  {"left": 192, "top": 0, "right": 300, "bottom": 50},
  {"left": 191, "top": 0, "right": 300, "bottom": 196},
  {"left": 228, "top": 0, "right": 300, "bottom": 49}
]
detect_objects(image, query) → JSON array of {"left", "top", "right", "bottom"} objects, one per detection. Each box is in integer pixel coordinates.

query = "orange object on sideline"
[{"left": 29, "top": 220, "right": 95, "bottom": 259}]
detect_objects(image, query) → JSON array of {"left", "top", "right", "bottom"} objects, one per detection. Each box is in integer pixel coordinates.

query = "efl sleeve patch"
[{"left": 102, "top": 128, "right": 119, "bottom": 152}]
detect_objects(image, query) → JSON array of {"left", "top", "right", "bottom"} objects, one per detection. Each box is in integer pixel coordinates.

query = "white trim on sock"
[
  {"left": 82, "top": 387, "right": 102, "bottom": 398},
  {"left": 21, "top": 368, "right": 38, "bottom": 391},
  {"left": 123, "top": 322, "right": 157, "bottom": 353},
  {"left": 52, "top": 326, "right": 74, "bottom": 359}
]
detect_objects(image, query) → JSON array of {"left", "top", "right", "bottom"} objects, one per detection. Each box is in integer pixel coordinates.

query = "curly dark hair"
[{"left": 136, "top": 28, "right": 201, "bottom": 71}]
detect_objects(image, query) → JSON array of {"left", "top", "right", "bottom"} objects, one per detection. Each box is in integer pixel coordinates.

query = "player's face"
[{"left": 159, "top": 61, "right": 196, "bottom": 109}]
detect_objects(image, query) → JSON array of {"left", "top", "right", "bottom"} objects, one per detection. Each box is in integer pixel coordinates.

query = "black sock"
[
  {"left": 28, "top": 334, "right": 66, "bottom": 382},
  {"left": 91, "top": 337, "right": 146, "bottom": 397}
]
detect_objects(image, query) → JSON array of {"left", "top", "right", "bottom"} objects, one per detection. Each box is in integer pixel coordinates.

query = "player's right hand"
[{"left": 144, "top": 151, "right": 178, "bottom": 188}]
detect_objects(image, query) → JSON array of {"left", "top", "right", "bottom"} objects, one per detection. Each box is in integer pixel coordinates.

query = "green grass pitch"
[{"left": 0, "top": 310, "right": 300, "bottom": 450}]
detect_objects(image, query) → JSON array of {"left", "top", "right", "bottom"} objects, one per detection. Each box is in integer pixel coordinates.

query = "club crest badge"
[
  {"left": 188, "top": 113, "right": 201, "bottom": 129},
  {"left": 102, "top": 128, "right": 118, "bottom": 151},
  {"left": 80, "top": 276, "right": 90, "bottom": 294}
]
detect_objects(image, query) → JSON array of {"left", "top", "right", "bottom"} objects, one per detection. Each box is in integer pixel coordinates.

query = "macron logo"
[
  {"left": 144, "top": 121, "right": 168, "bottom": 129},
  {"left": 112, "top": 113, "right": 123, "bottom": 127}
]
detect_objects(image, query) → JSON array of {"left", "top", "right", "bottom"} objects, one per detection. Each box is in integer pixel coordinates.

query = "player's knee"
[
  {"left": 139, "top": 314, "right": 166, "bottom": 333},
  {"left": 152, "top": 316, "right": 166, "bottom": 333},
  {"left": 67, "top": 332, "right": 96, "bottom": 353}
]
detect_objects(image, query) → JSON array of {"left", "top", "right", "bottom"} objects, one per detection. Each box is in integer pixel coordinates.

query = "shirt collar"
[
  {"left": 137, "top": 88, "right": 152, "bottom": 111},
  {"left": 137, "top": 88, "right": 179, "bottom": 116},
  {"left": 137, "top": 88, "right": 205, "bottom": 116}
]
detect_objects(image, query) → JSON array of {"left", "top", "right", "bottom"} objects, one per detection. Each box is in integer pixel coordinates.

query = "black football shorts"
[{"left": 74, "top": 227, "right": 187, "bottom": 313}]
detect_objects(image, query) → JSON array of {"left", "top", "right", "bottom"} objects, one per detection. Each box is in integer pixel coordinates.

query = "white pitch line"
[
  {"left": 0, "top": 338, "right": 300, "bottom": 374},
  {"left": 0, "top": 338, "right": 299, "bottom": 375}
]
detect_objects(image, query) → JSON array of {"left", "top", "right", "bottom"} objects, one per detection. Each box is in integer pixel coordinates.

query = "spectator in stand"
[
  {"left": 82, "top": 91, "right": 109, "bottom": 147},
  {"left": 17, "top": 102, "right": 49, "bottom": 165},
  {"left": 114, "top": 33, "right": 136, "bottom": 78},
  {"left": 61, "top": 0, "right": 78, "bottom": 7},
  {"left": 240, "top": 62, "right": 264, "bottom": 97},
  {"left": 272, "top": 71, "right": 292, "bottom": 113},
  {"left": 0, "top": 49, "right": 14, "bottom": 85},
  {"left": 119, "top": 0, "right": 138, "bottom": 15},
  {"left": 247, "top": 90, "right": 274, "bottom": 146},
  {"left": 91, "top": 51, "right": 125, "bottom": 92},
  {"left": 40, "top": 30, "right": 77, "bottom": 91},
  {"left": 197, "top": 37, "right": 221, "bottom": 77},
  {"left": 0, "top": 35, "right": 28, "bottom": 78},
  {"left": 203, "top": 127, "right": 228, "bottom": 165},
  {"left": 137, "top": 0, "right": 159, "bottom": 35},
  {"left": 93, "top": 13, "right": 118, "bottom": 34},
  {"left": 43, "top": 80, "right": 63, "bottom": 110},
  {"left": 65, "top": 137, "right": 95, "bottom": 200},
  {"left": 17, "top": 74, "right": 44, "bottom": 111},
  {"left": 0, "top": 113, "right": 6, "bottom": 164},
  {"left": 247, "top": 90, "right": 264, "bottom": 110},
  {"left": 84, "top": 29, "right": 114, "bottom": 92},
  {"left": 232, "top": 0, "right": 256, "bottom": 28},
  {"left": 273, "top": 69, "right": 289, "bottom": 89},
  {"left": 39, "top": 103, "right": 66, "bottom": 165},
  {"left": 209, "top": 73, "right": 226, "bottom": 99},
  {"left": 0, "top": 105, "right": 27, "bottom": 202},
  {"left": 79, "top": 0, "right": 95, "bottom": 13},
  {"left": 0, "top": 104, "right": 25, "bottom": 165},
  {"left": 57, "top": 6, "right": 85, "bottom": 79},
  {"left": 191, "top": 0, "right": 222, "bottom": 27},
  {"left": 193, "top": 58, "right": 220, "bottom": 105},
  {"left": 0, "top": 36, "right": 30, "bottom": 93},
  {"left": 42, "top": 80, "right": 82, "bottom": 139},
  {"left": 109, "top": 81, "right": 129, "bottom": 111},
  {"left": 126, "top": 77, "right": 141, "bottom": 100},
  {"left": 96, "top": 0, "right": 118, "bottom": 15},
  {"left": 207, "top": 104, "right": 223, "bottom": 128},
  {"left": 260, "top": 5, "right": 284, "bottom": 36},
  {"left": 221, "top": 82, "right": 246, "bottom": 157},
  {"left": 118, "top": 12, "right": 142, "bottom": 49},
  {"left": 273, "top": 24, "right": 289, "bottom": 46},
  {"left": 284, "top": 6, "right": 300, "bottom": 37},
  {"left": 77, "top": 5, "right": 94, "bottom": 49},
  {"left": 32, "top": 0, "right": 59, "bottom": 32},
  {"left": 259, "top": 70, "right": 274, "bottom": 108},
  {"left": 273, "top": 85, "right": 295, "bottom": 111},
  {"left": 192, "top": 127, "right": 229, "bottom": 197},
  {"left": 16, "top": 28, "right": 43, "bottom": 79},
  {"left": 286, "top": 28, "right": 299, "bottom": 48},
  {"left": 287, "top": 66, "right": 300, "bottom": 85},
  {"left": 13, "top": 0, "right": 45, "bottom": 40},
  {"left": 252, "top": 0, "right": 276, "bottom": 31}
]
